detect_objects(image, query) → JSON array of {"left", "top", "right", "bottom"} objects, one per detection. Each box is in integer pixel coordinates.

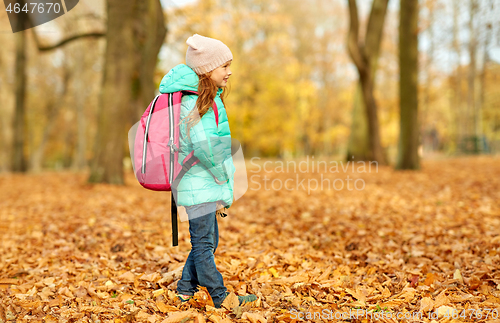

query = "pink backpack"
[{"left": 128, "top": 90, "right": 219, "bottom": 246}]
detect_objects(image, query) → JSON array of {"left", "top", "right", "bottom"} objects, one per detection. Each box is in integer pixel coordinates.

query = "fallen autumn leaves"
[{"left": 0, "top": 156, "right": 499, "bottom": 322}]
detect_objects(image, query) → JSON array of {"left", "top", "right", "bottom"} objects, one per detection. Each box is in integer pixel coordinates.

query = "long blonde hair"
[{"left": 182, "top": 71, "right": 229, "bottom": 139}]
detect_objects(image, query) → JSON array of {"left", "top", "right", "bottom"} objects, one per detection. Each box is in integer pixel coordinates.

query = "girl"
[{"left": 158, "top": 34, "right": 257, "bottom": 308}]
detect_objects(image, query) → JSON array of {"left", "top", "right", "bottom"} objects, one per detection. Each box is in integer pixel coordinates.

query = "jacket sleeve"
[{"left": 188, "top": 102, "right": 231, "bottom": 182}]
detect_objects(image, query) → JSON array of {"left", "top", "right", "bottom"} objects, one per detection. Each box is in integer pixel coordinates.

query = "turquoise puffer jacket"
[{"left": 159, "top": 64, "right": 235, "bottom": 209}]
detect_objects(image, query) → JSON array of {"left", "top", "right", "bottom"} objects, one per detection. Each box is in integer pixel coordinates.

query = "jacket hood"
[{"left": 159, "top": 64, "right": 223, "bottom": 97}]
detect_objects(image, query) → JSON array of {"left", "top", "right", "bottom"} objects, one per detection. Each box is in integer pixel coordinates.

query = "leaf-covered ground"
[{"left": 1, "top": 156, "right": 499, "bottom": 323}]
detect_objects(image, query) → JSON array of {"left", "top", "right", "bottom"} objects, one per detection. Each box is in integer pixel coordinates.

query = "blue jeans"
[{"left": 176, "top": 202, "right": 227, "bottom": 307}]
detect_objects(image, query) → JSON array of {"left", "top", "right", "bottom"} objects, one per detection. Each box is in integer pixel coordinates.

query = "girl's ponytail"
[{"left": 183, "top": 72, "right": 228, "bottom": 139}]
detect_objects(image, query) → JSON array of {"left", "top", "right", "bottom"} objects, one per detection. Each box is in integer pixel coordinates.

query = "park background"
[
  {"left": 1, "top": 0, "right": 500, "bottom": 322},
  {"left": 0, "top": 0, "right": 499, "bottom": 174}
]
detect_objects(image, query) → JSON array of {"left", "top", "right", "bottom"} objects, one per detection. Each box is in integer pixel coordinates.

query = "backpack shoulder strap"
[
  {"left": 212, "top": 101, "right": 219, "bottom": 127},
  {"left": 171, "top": 153, "right": 199, "bottom": 247}
]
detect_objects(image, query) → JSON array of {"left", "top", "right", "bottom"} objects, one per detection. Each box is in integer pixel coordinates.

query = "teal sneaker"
[
  {"left": 237, "top": 293, "right": 258, "bottom": 306},
  {"left": 177, "top": 294, "right": 193, "bottom": 303},
  {"left": 221, "top": 292, "right": 258, "bottom": 306}
]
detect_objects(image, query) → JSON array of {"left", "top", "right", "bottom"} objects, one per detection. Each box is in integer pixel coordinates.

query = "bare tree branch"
[
  {"left": 347, "top": 0, "right": 366, "bottom": 74},
  {"left": 365, "top": 0, "right": 389, "bottom": 59},
  {"left": 33, "top": 30, "right": 105, "bottom": 52}
]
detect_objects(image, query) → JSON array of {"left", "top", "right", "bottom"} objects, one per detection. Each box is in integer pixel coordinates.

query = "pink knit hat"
[{"left": 185, "top": 34, "right": 233, "bottom": 75}]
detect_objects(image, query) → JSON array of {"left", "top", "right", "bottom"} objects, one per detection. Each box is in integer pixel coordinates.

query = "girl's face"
[{"left": 210, "top": 60, "right": 232, "bottom": 88}]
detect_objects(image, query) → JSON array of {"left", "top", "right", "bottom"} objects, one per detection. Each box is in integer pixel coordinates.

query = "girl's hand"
[
  {"left": 216, "top": 208, "right": 228, "bottom": 218},
  {"left": 216, "top": 201, "right": 228, "bottom": 217}
]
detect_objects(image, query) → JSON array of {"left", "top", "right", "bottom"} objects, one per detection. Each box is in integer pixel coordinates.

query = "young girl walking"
[{"left": 159, "top": 34, "right": 257, "bottom": 308}]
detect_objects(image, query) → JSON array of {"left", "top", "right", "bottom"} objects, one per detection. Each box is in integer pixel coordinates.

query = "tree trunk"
[
  {"left": 346, "top": 0, "right": 388, "bottom": 165},
  {"left": 451, "top": 0, "right": 463, "bottom": 150},
  {"left": 477, "top": 21, "right": 492, "bottom": 141},
  {"left": 397, "top": 0, "right": 420, "bottom": 170},
  {"left": 11, "top": 12, "right": 28, "bottom": 172},
  {"left": 88, "top": 0, "right": 166, "bottom": 184},
  {"left": 467, "top": 0, "right": 477, "bottom": 139},
  {"left": 422, "top": 0, "right": 435, "bottom": 154},
  {"left": 346, "top": 83, "right": 370, "bottom": 161},
  {"left": 72, "top": 53, "right": 88, "bottom": 171},
  {"left": 71, "top": 42, "right": 93, "bottom": 171},
  {"left": 30, "top": 70, "right": 72, "bottom": 172},
  {"left": 359, "top": 67, "right": 385, "bottom": 164},
  {"left": 318, "top": 43, "right": 334, "bottom": 157},
  {"left": 131, "top": 0, "right": 167, "bottom": 123},
  {"left": 0, "top": 47, "right": 4, "bottom": 172},
  {"left": 88, "top": 0, "right": 137, "bottom": 184},
  {"left": 30, "top": 101, "right": 58, "bottom": 172}
]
